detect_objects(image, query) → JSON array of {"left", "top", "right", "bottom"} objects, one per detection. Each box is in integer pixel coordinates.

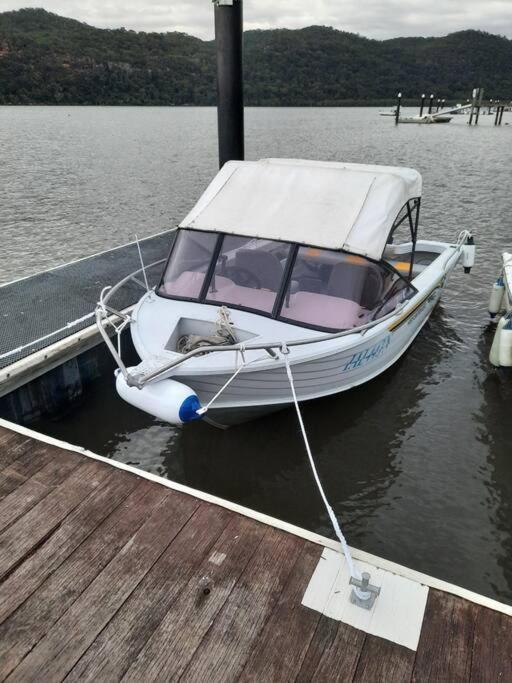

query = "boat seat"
[
  {"left": 235, "top": 249, "right": 284, "bottom": 291},
  {"left": 327, "top": 263, "right": 383, "bottom": 309}
]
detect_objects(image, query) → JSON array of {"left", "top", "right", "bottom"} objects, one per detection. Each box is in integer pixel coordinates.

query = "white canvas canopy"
[{"left": 180, "top": 158, "right": 422, "bottom": 260}]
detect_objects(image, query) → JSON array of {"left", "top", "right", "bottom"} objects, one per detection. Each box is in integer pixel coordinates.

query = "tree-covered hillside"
[{"left": 0, "top": 8, "right": 511, "bottom": 105}]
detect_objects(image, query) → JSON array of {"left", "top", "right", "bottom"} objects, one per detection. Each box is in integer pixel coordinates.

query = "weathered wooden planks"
[
  {"left": 412, "top": 589, "right": 477, "bottom": 682},
  {"left": 353, "top": 635, "right": 415, "bottom": 682},
  {"left": 1, "top": 426, "right": 512, "bottom": 683},
  {"left": 239, "top": 542, "right": 323, "bottom": 682}
]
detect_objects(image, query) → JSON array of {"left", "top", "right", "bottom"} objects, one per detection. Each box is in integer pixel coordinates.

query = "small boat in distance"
[
  {"left": 399, "top": 114, "right": 452, "bottom": 124},
  {"left": 97, "top": 158, "right": 475, "bottom": 427},
  {"left": 379, "top": 109, "right": 397, "bottom": 117}
]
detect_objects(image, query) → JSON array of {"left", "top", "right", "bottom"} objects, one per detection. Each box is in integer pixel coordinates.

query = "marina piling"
[
  {"left": 428, "top": 94, "right": 434, "bottom": 114},
  {"left": 395, "top": 92, "right": 402, "bottom": 124},
  {"left": 419, "top": 93, "right": 425, "bottom": 117},
  {"left": 214, "top": 0, "right": 244, "bottom": 168}
]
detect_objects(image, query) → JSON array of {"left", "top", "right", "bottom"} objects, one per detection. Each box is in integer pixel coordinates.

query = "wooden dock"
[{"left": 0, "top": 422, "right": 511, "bottom": 682}]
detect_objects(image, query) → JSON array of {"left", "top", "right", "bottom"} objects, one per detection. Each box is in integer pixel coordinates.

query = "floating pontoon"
[{"left": 97, "top": 158, "right": 475, "bottom": 427}]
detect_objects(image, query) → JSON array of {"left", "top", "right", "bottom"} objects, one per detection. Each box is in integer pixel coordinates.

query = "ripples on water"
[{"left": 3, "top": 106, "right": 512, "bottom": 603}]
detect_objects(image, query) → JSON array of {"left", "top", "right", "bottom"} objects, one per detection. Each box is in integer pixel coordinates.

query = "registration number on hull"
[{"left": 342, "top": 335, "right": 391, "bottom": 372}]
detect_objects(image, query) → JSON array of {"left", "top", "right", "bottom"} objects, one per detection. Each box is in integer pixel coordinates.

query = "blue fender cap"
[{"left": 179, "top": 395, "right": 203, "bottom": 423}]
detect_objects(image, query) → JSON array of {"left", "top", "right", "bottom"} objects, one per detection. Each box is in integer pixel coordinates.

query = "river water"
[{"left": 2, "top": 106, "right": 512, "bottom": 603}]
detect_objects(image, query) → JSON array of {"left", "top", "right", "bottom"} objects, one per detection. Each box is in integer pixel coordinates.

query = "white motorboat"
[
  {"left": 489, "top": 252, "right": 512, "bottom": 367},
  {"left": 97, "top": 158, "right": 475, "bottom": 427},
  {"left": 379, "top": 110, "right": 397, "bottom": 117},
  {"left": 399, "top": 114, "right": 452, "bottom": 124}
]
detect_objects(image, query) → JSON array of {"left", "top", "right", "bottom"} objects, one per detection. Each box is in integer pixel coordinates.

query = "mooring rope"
[{"left": 280, "top": 343, "right": 364, "bottom": 590}]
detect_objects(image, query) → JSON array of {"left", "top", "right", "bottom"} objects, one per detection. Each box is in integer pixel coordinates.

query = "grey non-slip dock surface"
[
  {"left": 0, "top": 232, "right": 173, "bottom": 370},
  {"left": 0, "top": 425, "right": 511, "bottom": 682}
]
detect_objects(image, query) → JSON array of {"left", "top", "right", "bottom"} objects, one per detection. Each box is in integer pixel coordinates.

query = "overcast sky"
[{"left": 1, "top": 0, "right": 511, "bottom": 40}]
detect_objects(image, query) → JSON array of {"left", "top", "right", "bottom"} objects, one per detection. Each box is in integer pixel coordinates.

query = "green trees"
[{"left": 0, "top": 9, "right": 510, "bottom": 105}]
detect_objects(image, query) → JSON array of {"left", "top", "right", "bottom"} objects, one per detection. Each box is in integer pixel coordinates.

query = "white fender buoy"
[
  {"left": 489, "top": 315, "right": 507, "bottom": 367},
  {"left": 116, "top": 371, "right": 202, "bottom": 425},
  {"left": 489, "top": 277, "right": 505, "bottom": 320},
  {"left": 461, "top": 236, "right": 475, "bottom": 274},
  {"left": 498, "top": 318, "right": 512, "bottom": 368}
]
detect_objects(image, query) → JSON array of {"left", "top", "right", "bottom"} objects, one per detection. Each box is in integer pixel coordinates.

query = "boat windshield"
[
  {"left": 158, "top": 230, "right": 415, "bottom": 330},
  {"left": 205, "top": 235, "right": 292, "bottom": 313},
  {"left": 280, "top": 247, "right": 414, "bottom": 330}
]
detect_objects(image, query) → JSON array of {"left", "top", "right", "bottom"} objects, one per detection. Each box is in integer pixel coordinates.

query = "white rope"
[
  {"left": 281, "top": 344, "right": 362, "bottom": 584},
  {"left": 196, "top": 346, "right": 247, "bottom": 416},
  {"left": 0, "top": 312, "right": 95, "bottom": 361}
]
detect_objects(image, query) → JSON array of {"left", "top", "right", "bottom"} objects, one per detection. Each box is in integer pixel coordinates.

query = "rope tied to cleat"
[{"left": 280, "top": 342, "right": 380, "bottom": 608}]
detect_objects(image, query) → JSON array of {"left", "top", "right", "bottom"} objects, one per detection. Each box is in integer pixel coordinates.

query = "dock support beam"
[
  {"left": 428, "top": 94, "right": 434, "bottom": 115},
  {"left": 214, "top": 0, "right": 244, "bottom": 169}
]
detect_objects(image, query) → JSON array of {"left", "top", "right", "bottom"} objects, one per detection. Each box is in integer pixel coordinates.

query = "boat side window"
[
  {"left": 158, "top": 230, "right": 219, "bottom": 299},
  {"left": 279, "top": 247, "right": 414, "bottom": 331},
  {"left": 205, "top": 235, "right": 292, "bottom": 314}
]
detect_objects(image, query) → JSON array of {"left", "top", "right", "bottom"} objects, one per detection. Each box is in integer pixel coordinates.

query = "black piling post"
[
  {"left": 488, "top": 99, "right": 493, "bottom": 115},
  {"left": 214, "top": 0, "right": 244, "bottom": 168},
  {"left": 498, "top": 106, "right": 505, "bottom": 125},
  {"left": 428, "top": 94, "right": 434, "bottom": 114},
  {"left": 441, "top": 98, "right": 446, "bottom": 111},
  {"left": 395, "top": 92, "right": 402, "bottom": 125},
  {"left": 436, "top": 98, "right": 441, "bottom": 112},
  {"left": 494, "top": 101, "right": 500, "bottom": 126},
  {"left": 419, "top": 93, "right": 425, "bottom": 117}
]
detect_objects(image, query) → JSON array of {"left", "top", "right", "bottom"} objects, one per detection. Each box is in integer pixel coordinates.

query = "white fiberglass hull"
[{"left": 130, "top": 241, "right": 463, "bottom": 426}]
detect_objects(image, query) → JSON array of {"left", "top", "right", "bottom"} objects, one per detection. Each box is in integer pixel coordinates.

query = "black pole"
[
  {"left": 214, "top": 0, "right": 244, "bottom": 168},
  {"left": 428, "top": 94, "right": 434, "bottom": 114},
  {"left": 395, "top": 92, "right": 402, "bottom": 125},
  {"left": 498, "top": 106, "right": 505, "bottom": 125},
  {"left": 489, "top": 99, "right": 493, "bottom": 115},
  {"left": 419, "top": 93, "right": 425, "bottom": 117},
  {"left": 494, "top": 101, "right": 500, "bottom": 125},
  {"left": 436, "top": 98, "right": 441, "bottom": 112}
]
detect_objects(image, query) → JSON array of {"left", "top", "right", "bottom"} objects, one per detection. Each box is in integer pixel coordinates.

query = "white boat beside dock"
[
  {"left": 97, "top": 158, "right": 475, "bottom": 427},
  {"left": 489, "top": 252, "right": 512, "bottom": 367}
]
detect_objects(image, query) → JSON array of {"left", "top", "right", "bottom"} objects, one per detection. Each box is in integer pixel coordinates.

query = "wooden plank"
[
  {"left": 7, "top": 488, "right": 199, "bottom": 682},
  {"left": 0, "top": 458, "right": 109, "bottom": 582},
  {"left": 0, "top": 448, "right": 79, "bottom": 533},
  {"left": 0, "top": 468, "right": 138, "bottom": 625},
  {"left": 0, "top": 478, "right": 169, "bottom": 679},
  {"left": 412, "top": 590, "right": 477, "bottom": 682},
  {"left": 353, "top": 635, "right": 415, "bottom": 683},
  {"left": 0, "top": 445, "right": 58, "bottom": 500},
  {"left": 68, "top": 503, "right": 238, "bottom": 681},
  {"left": 0, "top": 428, "right": 24, "bottom": 453},
  {"left": 178, "top": 527, "right": 304, "bottom": 683},
  {"left": 239, "top": 541, "right": 323, "bottom": 682},
  {"left": 296, "top": 613, "right": 366, "bottom": 683},
  {"left": 0, "top": 433, "right": 33, "bottom": 471},
  {"left": 120, "top": 513, "right": 265, "bottom": 683},
  {"left": 471, "top": 605, "right": 512, "bottom": 681}
]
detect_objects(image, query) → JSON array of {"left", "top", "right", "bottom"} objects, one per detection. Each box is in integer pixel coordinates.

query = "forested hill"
[{"left": 1, "top": 8, "right": 511, "bottom": 105}]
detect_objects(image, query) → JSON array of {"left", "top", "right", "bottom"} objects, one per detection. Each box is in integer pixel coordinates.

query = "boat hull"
[{"left": 180, "top": 285, "right": 443, "bottom": 426}]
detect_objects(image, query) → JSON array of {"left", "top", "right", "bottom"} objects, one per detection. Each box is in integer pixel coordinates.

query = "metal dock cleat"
[{"left": 349, "top": 572, "right": 381, "bottom": 610}]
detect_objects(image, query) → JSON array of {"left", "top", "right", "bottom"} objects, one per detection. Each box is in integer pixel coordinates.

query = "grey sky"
[{"left": 1, "top": 0, "right": 511, "bottom": 40}]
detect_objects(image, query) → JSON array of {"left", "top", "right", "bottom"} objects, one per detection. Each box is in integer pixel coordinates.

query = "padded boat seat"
[
  {"left": 283, "top": 291, "right": 365, "bottom": 329},
  {"left": 235, "top": 249, "right": 284, "bottom": 290}
]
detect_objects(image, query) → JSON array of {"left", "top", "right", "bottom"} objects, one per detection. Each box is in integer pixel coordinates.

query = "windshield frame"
[{"left": 156, "top": 228, "right": 418, "bottom": 332}]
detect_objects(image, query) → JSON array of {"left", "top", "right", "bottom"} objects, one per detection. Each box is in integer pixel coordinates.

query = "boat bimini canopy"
[{"left": 180, "top": 158, "right": 422, "bottom": 261}]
